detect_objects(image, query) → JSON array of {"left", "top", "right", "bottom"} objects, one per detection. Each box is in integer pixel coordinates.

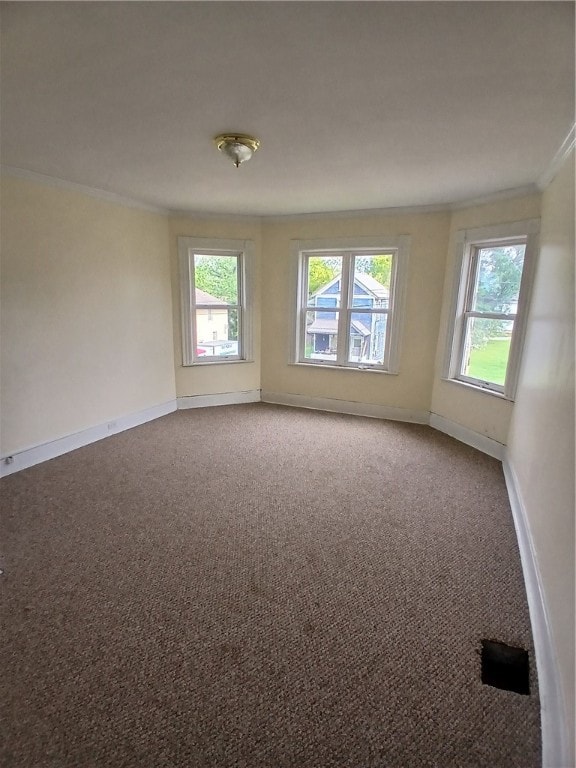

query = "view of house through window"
[
  {"left": 193, "top": 254, "right": 240, "bottom": 359},
  {"left": 296, "top": 243, "right": 407, "bottom": 372},
  {"left": 304, "top": 253, "right": 392, "bottom": 365},
  {"left": 179, "top": 237, "right": 253, "bottom": 366}
]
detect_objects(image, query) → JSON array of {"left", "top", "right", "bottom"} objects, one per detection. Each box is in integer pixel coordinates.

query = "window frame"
[
  {"left": 444, "top": 219, "right": 539, "bottom": 400},
  {"left": 291, "top": 236, "right": 410, "bottom": 373},
  {"left": 178, "top": 236, "right": 254, "bottom": 366}
]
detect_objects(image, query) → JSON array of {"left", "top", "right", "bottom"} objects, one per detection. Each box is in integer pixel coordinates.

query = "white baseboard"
[
  {"left": 261, "top": 391, "right": 429, "bottom": 424},
  {"left": 177, "top": 389, "right": 261, "bottom": 409},
  {"left": 0, "top": 400, "right": 177, "bottom": 478},
  {"left": 502, "top": 458, "right": 571, "bottom": 768},
  {"left": 429, "top": 412, "right": 505, "bottom": 459},
  {"left": 1, "top": 394, "right": 507, "bottom": 477}
]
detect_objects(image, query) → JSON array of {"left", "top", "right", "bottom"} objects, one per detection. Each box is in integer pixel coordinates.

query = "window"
[
  {"left": 178, "top": 237, "right": 253, "bottom": 365},
  {"left": 445, "top": 220, "right": 539, "bottom": 399},
  {"left": 292, "top": 237, "right": 409, "bottom": 372}
]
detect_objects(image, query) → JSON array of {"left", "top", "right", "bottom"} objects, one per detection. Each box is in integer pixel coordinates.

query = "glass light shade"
[
  {"left": 221, "top": 141, "right": 254, "bottom": 167},
  {"left": 214, "top": 134, "right": 260, "bottom": 168}
]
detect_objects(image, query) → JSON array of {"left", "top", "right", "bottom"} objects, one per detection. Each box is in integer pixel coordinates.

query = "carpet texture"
[{"left": 0, "top": 403, "right": 540, "bottom": 767}]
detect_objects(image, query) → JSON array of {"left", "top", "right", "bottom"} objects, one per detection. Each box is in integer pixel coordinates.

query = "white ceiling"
[{"left": 1, "top": 2, "right": 574, "bottom": 216}]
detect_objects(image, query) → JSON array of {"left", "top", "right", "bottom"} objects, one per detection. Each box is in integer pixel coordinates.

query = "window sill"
[
  {"left": 183, "top": 359, "right": 254, "bottom": 367},
  {"left": 442, "top": 377, "right": 513, "bottom": 401},
  {"left": 291, "top": 361, "right": 398, "bottom": 375}
]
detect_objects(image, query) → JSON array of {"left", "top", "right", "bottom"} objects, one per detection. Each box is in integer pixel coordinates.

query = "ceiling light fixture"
[{"left": 214, "top": 133, "right": 260, "bottom": 168}]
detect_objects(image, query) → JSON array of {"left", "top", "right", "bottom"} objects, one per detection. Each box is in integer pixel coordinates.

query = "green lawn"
[{"left": 466, "top": 338, "right": 510, "bottom": 386}]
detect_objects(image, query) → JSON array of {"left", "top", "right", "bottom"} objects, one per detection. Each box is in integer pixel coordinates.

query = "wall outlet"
[
  {"left": 107, "top": 422, "right": 117, "bottom": 431},
  {"left": 4, "top": 456, "right": 14, "bottom": 465}
]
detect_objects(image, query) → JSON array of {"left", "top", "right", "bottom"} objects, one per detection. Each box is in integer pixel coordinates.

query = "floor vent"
[{"left": 481, "top": 639, "right": 530, "bottom": 695}]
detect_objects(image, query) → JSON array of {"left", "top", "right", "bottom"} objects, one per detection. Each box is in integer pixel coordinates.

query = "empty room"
[{"left": 0, "top": 2, "right": 574, "bottom": 767}]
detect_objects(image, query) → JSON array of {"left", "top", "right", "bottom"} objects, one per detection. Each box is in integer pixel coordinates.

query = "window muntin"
[
  {"left": 446, "top": 222, "right": 538, "bottom": 399},
  {"left": 296, "top": 244, "right": 404, "bottom": 372},
  {"left": 179, "top": 238, "right": 253, "bottom": 366}
]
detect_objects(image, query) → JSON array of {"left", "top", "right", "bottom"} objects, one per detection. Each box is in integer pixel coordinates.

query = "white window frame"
[
  {"left": 291, "top": 236, "right": 410, "bottom": 373},
  {"left": 178, "top": 236, "right": 254, "bottom": 366},
  {"left": 444, "top": 219, "right": 539, "bottom": 400}
]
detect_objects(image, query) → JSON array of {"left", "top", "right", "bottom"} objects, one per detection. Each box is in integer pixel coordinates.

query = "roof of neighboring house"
[
  {"left": 354, "top": 273, "right": 389, "bottom": 299},
  {"left": 312, "top": 272, "right": 389, "bottom": 300},
  {"left": 306, "top": 317, "right": 371, "bottom": 336},
  {"left": 195, "top": 288, "right": 228, "bottom": 305}
]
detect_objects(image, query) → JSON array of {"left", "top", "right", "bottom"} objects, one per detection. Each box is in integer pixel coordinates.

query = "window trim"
[
  {"left": 443, "top": 219, "right": 539, "bottom": 400},
  {"left": 178, "top": 236, "right": 254, "bottom": 366},
  {"left": 290, "top": 236, "right": 409, "bottom": 373}
]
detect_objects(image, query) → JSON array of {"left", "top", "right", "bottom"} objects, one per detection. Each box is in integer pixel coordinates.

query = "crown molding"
[
  {"left": 168, "top": 208, "right": 261, "bottom": 224},
  {"left": 260, "top": 185, "right": 543, "bottom": 223},
  {"left": 537, "top": 123, "right": 576, "bottom": 191},
  {"left": 0, "top": 165, "right": 170, "bottom": 216},
  {"left": 0, "top": 165, "right": 548, "bottom": 223},
  {"left": 449, "top": 184, "right": 539, "bottom": 211},
  {"left": 260, "top": 201, "right": 452, "bottom": 223}
]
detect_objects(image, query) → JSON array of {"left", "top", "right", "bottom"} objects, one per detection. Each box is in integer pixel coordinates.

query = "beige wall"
[
  {"left": 260, "top": 211, "right": 450, "bottom": 412},
  {"left": 3, "top": 181, "right": 546, "bottom": 444},
  {"left": 0, "top": 177, "right": 175, "bottom": 454},
  {"left": 506, "top": 155, "right": 575, "bottom": 759},
  {"left": 431, "top": 194, "right": 542, "bottom": 443},
  {"left": 169, "top": 216, "right": 262, "bottom": 398}
]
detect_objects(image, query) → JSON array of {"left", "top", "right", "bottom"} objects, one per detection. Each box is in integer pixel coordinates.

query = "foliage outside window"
[
  {"left": 179, "top": 237, "right": 253, "bottom": 365},
  {"left": 294, "top": 238, "right": 409, "bottom": 372},
  {"left": 447, "top": 221, "right": 539, "bottom": 399}
]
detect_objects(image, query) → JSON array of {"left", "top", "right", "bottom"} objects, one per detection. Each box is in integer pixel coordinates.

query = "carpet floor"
[{"left": 0, "top": 403, "right": 540, "bottom": 767}]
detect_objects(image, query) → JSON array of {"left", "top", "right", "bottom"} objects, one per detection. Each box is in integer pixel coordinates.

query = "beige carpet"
[{"left": 0, "top": 403, "right": 540, "bottom": 767}]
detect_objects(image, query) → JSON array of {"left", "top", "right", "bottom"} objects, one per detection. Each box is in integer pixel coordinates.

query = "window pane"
[
  {"left": 194, "top": 254, "right": 238, "bottom": 304},
  {"left": 472, "top": 245, "right": 525, "bottom": 313},
  {"left": 307, "top": 256, "right": 342, "bottom": 303},
  {"left": 461, "top": 317, "right": 514, "bottom": 386},
  {"left": 195, "top": 307, "right": 239, "bottom": 358},
  {"left": 348, "top": 313, "right": 387, "bottom": 365},
  {"left": 304, "top": 310, "right": 338, "bottom": 361},
  {"left": 352, "top": 254, "right": 392, "bottom": 308}
]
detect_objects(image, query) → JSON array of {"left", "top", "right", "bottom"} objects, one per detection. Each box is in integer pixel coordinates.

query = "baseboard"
[
  {"left": 429, "top": 412, "right": 505, "bottom": 459},
  {"left": 177, "top": 389, "right": 261, "bottom": 409},
  {"left": 502, "top": 458, "right": 571, "bottom": 768},
  {"left": 0, "top": 394, "right": 505, "bottom": 477},
  {"left": 0, "top": 400, "right": 177, "bottom": 478},
  {"left": 261, "top": 391, "right": 429, "bottom": 424}
]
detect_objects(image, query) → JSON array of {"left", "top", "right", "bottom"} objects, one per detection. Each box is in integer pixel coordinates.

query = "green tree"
[
  {"left": 471, "top": 245, "right": 524, "bottom": 349},
  {"left": 308, "top": 257, "right": 338, "bottom": 295},
  {"left": 353, "top": 254, "right": 392, "bottom": 288},
  {"left": 366, "top": 254, "right": 392, "bottom": 288},
  {"left": 476, "top": 246, "right": 524, "bottom": 313},
  {"left": 194, "top": 256, "right": 238, "bottom": 303}
]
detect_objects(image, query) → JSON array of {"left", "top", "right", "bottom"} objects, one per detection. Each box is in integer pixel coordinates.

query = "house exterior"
[
  {"left": 194, "top": 288, "right": 236, "bottom": 356},
  {"left": 307, "top": 273, "right": 389, "bottom": 362}
]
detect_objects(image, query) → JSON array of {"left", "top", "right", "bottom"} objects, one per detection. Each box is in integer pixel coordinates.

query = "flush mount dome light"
[{"left": 214, "top": 133, "right": 260, "bottom": 168}]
